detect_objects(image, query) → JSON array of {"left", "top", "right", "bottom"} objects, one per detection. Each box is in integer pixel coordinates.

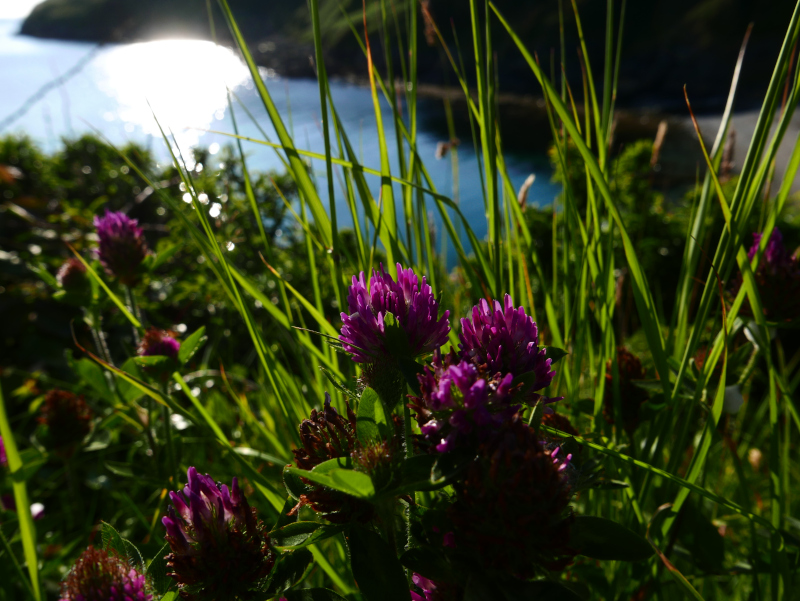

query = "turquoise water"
[{"left": 0, "top": 18, "right": 558, "bottom": 259}]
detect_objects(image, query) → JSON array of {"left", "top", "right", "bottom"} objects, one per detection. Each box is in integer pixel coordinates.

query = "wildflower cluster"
[
  {"left": 410, "top": 573, "right": 462, "bottom": 601},
  {"left": 333, "top": 265, "right": 577, "bottom": 588},
  {"left": 138, "top": 328, "right": 181, "bottom": 359},
  {"left": 449, "top": 415, "right": 575, "bottom": 576},
  {"left": 44, "top": 256, "right": 626, "bottom": 601}
]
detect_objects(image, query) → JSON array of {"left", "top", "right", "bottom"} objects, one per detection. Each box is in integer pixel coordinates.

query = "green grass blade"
[
  {"left": 491, "top": 2, "right": 671, "bottom": 398},
  {"left": 540, "top": 425, "right": 774, "bottom": 531},
  {"left": 216, "top": 0, "right": 332, "bottom": 248},
  {"left": 0, "top": 381, "right": 41, "bottom": 601},
  {"left": 66, "top": 244, "right": 141, "bottom": 329}
]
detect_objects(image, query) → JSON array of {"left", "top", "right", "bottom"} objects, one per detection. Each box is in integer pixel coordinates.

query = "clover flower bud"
[
  {"left": 459, "top": 295, "right": 555, "bottom": 403},
  {"left": 447, "top": 416, "right": 575, "bottom": 578},
  {"left": 162, "top": 467, "right": 275, "bottom": 601},
  {"left": 57, "top": 258, "right": 88, "bottom": 291},
  {"left": 138, "top": 328, "right": 180, "bottom": 359},
  {"left": 603, "top": 347, "right": 648, "bottom": 434},
  {"left": 38, "top": 390, "right": 92, "bottom": 453},
  {"left": 59, "top": 546, "right": 151, "bottom": 601},
  {"left": 290, "top": 394, "right": 374, "bottom": 523},
  {"left": 351, "top": 421, "right": 403, "bottom": 491},
  {"left": 411, "top": 352, "right": 517, "bottom": 454},
  {"left": 94, "top": 209, "right": 149, "bottom": 286},
  {"left": 0, "top": 435, "right": 6, "bottom": 468}
]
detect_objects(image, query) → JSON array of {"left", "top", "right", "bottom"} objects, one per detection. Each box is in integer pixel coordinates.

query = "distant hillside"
[
  {"left": 19, "top": 0, "right": 799, "bottom": 112},
  {"left": 20, "top": 0, "right": 305, "bottom": 42}
]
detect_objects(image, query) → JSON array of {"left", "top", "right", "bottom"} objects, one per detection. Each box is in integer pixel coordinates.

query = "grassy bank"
[{"left": 2, "top": 0, "right": 800, "bottom": 599}]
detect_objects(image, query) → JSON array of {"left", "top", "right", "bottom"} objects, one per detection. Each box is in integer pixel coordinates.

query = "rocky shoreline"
[
  {"left": 18, "top": 0, "right": 800, "bottom": 114},
  {"left": 15, "top": 0, "right": 800, "bottom": 193}
]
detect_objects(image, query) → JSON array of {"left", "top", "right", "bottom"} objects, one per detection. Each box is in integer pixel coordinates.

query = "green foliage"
[{"left": 3, "top": 0, "right": 800, "bottom": 599}]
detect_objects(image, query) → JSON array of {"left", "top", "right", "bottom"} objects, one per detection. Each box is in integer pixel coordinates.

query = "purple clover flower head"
[
  {"left": 162, "top": 467, "right": 275, "bottom": 601},
  {"left": 137, "top": 328, "right": 180, "bottom": 359},
  {"left": 0, "top": 435, "right": 6, "bottom": 468},
  {"left": 748, "top": 228, "right": 793, "bottom": 270},
  {"left": 459, "top": 294, "right": 556, "bottom": 403},
  {"left": 412, "top": 352, "right": 517, "bottom": 453},
  {"left": 447, "top": 416, "right": 575, "bottom": 578},
  {"left": 732, "top": 228, "right": 800, "bottom": 321},
  {"left": 59, "top": 546, "right": 151, "bottom": 601},
  {"left": 93, "top": 209, "right": 149, "bottom": 286},
  {"left": 339, "top": 263, "right": 450, "bottom": 363}
]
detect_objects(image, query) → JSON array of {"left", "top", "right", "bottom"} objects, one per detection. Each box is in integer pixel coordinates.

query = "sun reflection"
[{"left": 95, "top": 39, "right": 250, "bottom": 148}]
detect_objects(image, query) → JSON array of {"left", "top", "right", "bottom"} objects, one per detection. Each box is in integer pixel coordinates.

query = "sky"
[{"left": 1, "top": 1, "right": 41, "bottom": 19}]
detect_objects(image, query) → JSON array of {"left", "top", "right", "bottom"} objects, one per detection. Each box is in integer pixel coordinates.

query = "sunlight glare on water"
[{"left": 94, "top": 39, "right": 250, "bottom": 149}]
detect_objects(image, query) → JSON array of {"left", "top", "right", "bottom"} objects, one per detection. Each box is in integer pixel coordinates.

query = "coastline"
[{"left": 7, "top": 17, "right": 800, "bottom": 195}]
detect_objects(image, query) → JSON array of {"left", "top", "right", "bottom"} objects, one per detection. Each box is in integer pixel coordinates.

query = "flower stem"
[
  {"left": 378, "top": 499, "right": 399, "bottom": 555},
  {"left": 162, "top": 401, "right": 179, "bottom": 486},
  {"left": 403, "top": 398, "right": 415, "bottom": 555},
  {"left": 86, "top": 307, "right": 113, "bottom": 365},
  {"left": 124, "top": 285, "right": 142, "bottom": 346}
]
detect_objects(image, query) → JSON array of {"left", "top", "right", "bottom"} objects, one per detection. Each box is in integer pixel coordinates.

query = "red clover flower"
[
  {"left": 59, "top": 546, "right": 151, "bottom": 601},
  {"left": 748, "top": 227, "right": 794, "bottom": 269},
  {"left": 412, "top": 352, "right": 517, "bottom": 454},
  {"left": 459, "top": 295, "right": 555, "bottom": 403},
  {"left": 138, "top": 328, "right": 180, "bottom": 359},
  {"left": 94, "top": 209, "right": 149, "bottom": 286},
  {"left": 447, "top": 416, "right": 575, "bottom": 577},
  {"left": 162, "top": 467, "right": 275, "bottom": 601},
  {"left": 731, "top": 228, "right": 800, "bottom": 321},
  {"left": 339, "top": 263, "right": 450, "bottom": 363}
]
